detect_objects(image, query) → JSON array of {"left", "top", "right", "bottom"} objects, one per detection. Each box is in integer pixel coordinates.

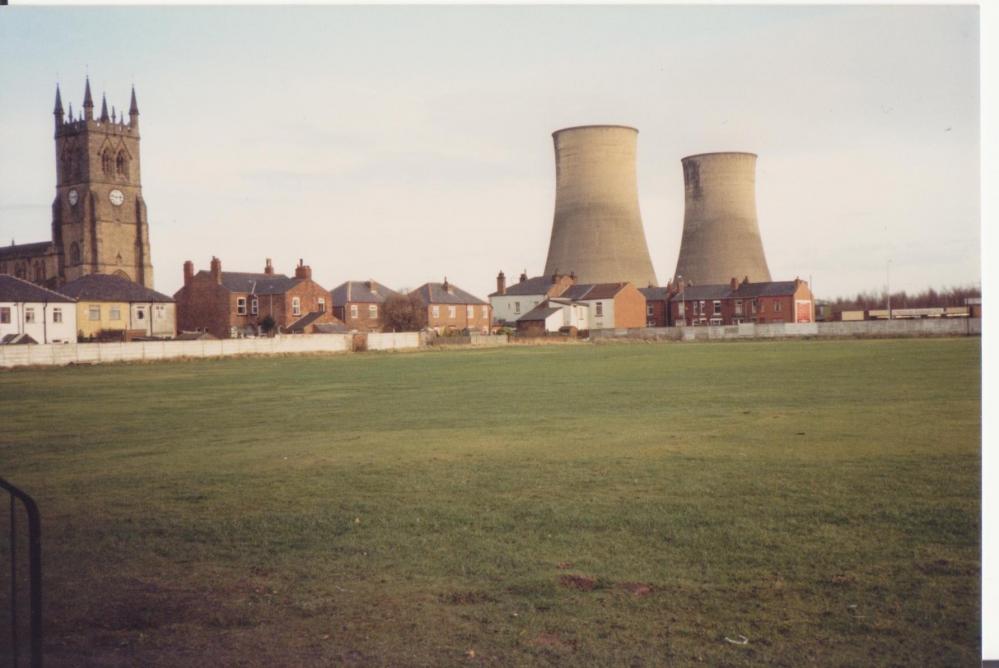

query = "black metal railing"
[{"left": 1, "top": 478, "right": 42, "bottom": 668}]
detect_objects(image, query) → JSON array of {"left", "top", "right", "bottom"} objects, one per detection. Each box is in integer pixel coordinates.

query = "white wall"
[
  {"left": 580, "top": 298, "right": 616, "bottom": 330},
  {"left": 366, "top": 332, "right": 421, "bottom": 351},
  {"left": 490, "top": 294, "right": 546, "bottom": 324},
  {"left": 129, "top": 302, "right": 176, "bottom": 337},
  {"left": 0, "top": 300, "right": 77, "bottom": 344}
]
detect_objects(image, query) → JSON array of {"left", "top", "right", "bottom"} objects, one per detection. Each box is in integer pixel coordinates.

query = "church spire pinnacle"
[
  {"left": 128, "top": 85, "right": 139, "bottom": 129},
  {"left": 83, "top": 77, "right": 94, "bottom": 120},
  {"left": 100, "top": 93, "right": 109, "bottom": 122},
  {"left": 54, "top": 84, "right": 64, "bottom": 116}
]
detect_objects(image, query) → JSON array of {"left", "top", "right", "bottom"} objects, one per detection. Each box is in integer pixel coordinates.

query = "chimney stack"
[
  {"left": 294, "top": 259, "right": 312, "bottom": 280},
  {"left": 730, "top": 277, "right": 739, "bottom": 290},
  {"left": 210, "top": 256, "right": 222, "bottom": 284},
  {"left": 496, "top": 271, "right": 506, "bottom": 295},
  {"left": 264, "top": 258, "right": 274, "bottom": 275},
  {"left": 519, "top": 270, "right": 528, "bottom": 283},
  {"left": 183, "top": 260, "right": 194, "bottom": 286},
  {"left": 442, "top": 277, "right": 450, "bottom": 293}
]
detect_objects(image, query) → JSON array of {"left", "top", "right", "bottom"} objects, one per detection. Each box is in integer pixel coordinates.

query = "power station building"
[
  {"left": 542, "top": 125, "right": 658, "bottom": 288},
  {"left": 672, "top": 151, "right": 771, "bottom": 286}
]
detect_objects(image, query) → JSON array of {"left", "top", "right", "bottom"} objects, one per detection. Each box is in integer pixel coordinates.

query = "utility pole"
[{"left": 887, "top": 260, "right": 892, "bottom": 320}]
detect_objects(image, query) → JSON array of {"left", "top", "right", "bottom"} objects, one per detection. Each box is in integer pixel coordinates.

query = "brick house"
[
  {"left": 329, "top": 280, "right": 401, "bottom": 332},
  {"left": 671, "top": 277, "right": 814, "bottom": 326},
  {"left": 489, "top": 271, "right": 576, "bottom": 326},
  {"left": 638, "top": 285, "right": 672, "bottom": 327},
  {"left": 409, "top": 279, "right": 491, "bottom": 334},
  {"left": 174, "top": 257, "right": 343, "bottom": 338}
]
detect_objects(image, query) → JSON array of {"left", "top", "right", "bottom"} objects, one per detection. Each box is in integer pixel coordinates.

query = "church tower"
[{"left": 52, "top": 78, "right": 154, "bottom": 288}]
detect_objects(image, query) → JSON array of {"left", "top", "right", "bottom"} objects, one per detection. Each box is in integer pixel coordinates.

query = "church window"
[
  {"left": 0, "top": 262, "right": 6, "bottom": 273},
  {"left": 115, "top": 151, "right": 128, "bottom": 178},
  {"left": 34, "top": 261, "right": 46, "bottom": 282},
  {"left": 25, "top": 308, "right": 36, "bottom": 324},
  {"left": 53, "top": 308, "right": 63, "bottom": 323},
  {"left": 102, "top": 149, "right": 113, "bottom": 176},
  {"left": 15, "top": 263, "right": 26, "bottom": 279},
  {"left": 70, "top": 243, "right": 81, "bottom": 265},
  {"left": 292, "top": 297, "right": 301, "bottom": 316},
  {"left": 237, "top": 297, "right": 247, "bottom": 315}
]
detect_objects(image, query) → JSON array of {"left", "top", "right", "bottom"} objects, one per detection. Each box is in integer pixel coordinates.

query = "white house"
[
  {"left": 489, "top": 272, "right": 577, "bottom": 326},
  {"left": 0, "top": 275, "right": 77, "bottom": 344}
]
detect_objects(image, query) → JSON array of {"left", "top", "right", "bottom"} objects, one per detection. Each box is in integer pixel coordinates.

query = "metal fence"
[{"left": 1, "top": 478, "right": 42, "bottom": 668}]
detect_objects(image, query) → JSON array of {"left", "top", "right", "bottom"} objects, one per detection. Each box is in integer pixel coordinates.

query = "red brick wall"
[
  {"left": 645, "top": 299, "right": 667, "bottom": 327},
  {"left": 174, "top": 274, "right": 233, "bottom": 339},
  {"left": 612, "top": 285, "right": 646, "bottom": 329},
  {"left": 339, "top": 301, "right": 386, "bottom": 332},
  {"left": 426, "top": 302, "right": 492, "bottom": 334}
]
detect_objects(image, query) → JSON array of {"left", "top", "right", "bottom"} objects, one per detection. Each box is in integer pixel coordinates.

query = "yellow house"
[{"left": 57, "top": 274, "right": 176, "bottom": 340}]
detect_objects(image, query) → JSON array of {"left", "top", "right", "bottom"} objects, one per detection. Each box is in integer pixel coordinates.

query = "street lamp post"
[
  {"left": 887, "top": 260, "right": 892, "bottom": 320},
  {"left": 678, "top": 275, "right": 686, "bottom": 327}
]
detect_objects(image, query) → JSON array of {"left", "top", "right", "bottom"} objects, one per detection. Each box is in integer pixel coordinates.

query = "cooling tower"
[
  {"left": 543, "top": 125, "right": 658, "bottom": 287},
  {"left": 672, "top": 152, "right": 771, "bottom": 285}
]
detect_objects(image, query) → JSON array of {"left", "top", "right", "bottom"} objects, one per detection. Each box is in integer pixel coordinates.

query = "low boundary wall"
[
  {"left": 589, "top": 318, "right": 981, "bottom": 342},
  {"left": 366, "top": 332, "right": 422, "bottom": 351},
  {"left": 0, "top": 334, "right": 353, "bottom": 369}
]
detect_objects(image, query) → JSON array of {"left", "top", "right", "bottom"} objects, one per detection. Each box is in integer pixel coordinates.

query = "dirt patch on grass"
[
  {"left": 616, "top": 582, "right": 654, "bottom": 597},
  {"left": 559, "top": 574, "right": 598, "bottom": 591}
]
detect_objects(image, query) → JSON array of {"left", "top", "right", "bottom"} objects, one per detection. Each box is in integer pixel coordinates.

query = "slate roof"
[
  {"left": 330, "top": 280, "right": 401, "bottom": 306},
  {"left": 489, "top": 275, "right": 562, "bottom": 297},
  {"left": 518, "top": 303, "right": 562, "bottom": 321},
  {"left": 639, "top": 287, "right": 671, "bottom": 301},
  {"left": 410, "top": 282, "right": 487, "bottom": 305},
  {"left": 58, "top": 273, "right": 174, "bottom": 303},
  {"left": 314, "top": 322, "right": 349, "bottom": 334},
  {"left": 668, "top": 281, "right": 802, "bottom": 302},
  {"left": 286, "top": 311, "right": 326, "bottom": 331},
  {"left": 561, "top": 283, "right": 629, "bottom": 301},
  {"left": 196, "top": 271, "right": 300, "bottom": 295},
  {"left": 0, "top": 274, "right": 75, "bottom": 303},
  {"left": 0, "top": 241, "right": 56, "bottom": 260}
]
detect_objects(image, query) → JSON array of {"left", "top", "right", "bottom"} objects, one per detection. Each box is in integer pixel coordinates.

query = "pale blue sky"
[{"left": 0, "top": 5, "right": 980, "bottom": 299}]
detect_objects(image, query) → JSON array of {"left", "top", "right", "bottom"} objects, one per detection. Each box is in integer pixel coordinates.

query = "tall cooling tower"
[
  {"left": 543, "top": 125, "right": 658, "bottom": 287},
  {"left": 672, "top": 152, "right": 771, "bottom": 285}
]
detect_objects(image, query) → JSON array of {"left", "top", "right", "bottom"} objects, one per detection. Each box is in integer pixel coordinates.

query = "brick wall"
[
  {"left": 613, "top": 284, "right": 647, "bottom": 329},
  {"left": 426, "top": 303, "right": 492, "bottom": 334}
]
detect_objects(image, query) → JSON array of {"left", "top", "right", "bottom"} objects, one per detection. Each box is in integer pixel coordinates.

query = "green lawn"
[{"left": 0, "top": 338, "right": 981, "bottom": 666}]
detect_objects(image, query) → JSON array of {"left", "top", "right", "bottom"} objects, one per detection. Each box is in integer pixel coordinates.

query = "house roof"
[
  {"left": 286, "top": 311, "right": 326, "bottom": 331},
  {"left": 314, "top": 322, "right": 350, "bottom": 334},
  {"left": 669, "top": 280, "right": 803, "bottom": 302},
  {"left": 58, "top": 273, "right": 174, "bottom": 303},
  {"left": 201, "top": 271, "right": 301, "bottom": 295},
  {"left": 639, "top": 286, "right": 671, "bottom": 301},
  {"left": 0, "top": 241, "right": 56, "bottom": 260},
  {"left": 561, "top": 282, "right": 630, "bottom": 301},
  {"left": 0, "top": 274, "right": 75, "bottom": 303},
  {"left": 330, "top": 280, "right": 401, "bottom": 306},
  {"left": 410, "top": 282, "right": 487, "bottom": 305},
  {"left": 490, "top": 275, "right": 565, "bottom": 297},
  {"left": 518, "top": 303, "right": 562, "bottom": 321}
]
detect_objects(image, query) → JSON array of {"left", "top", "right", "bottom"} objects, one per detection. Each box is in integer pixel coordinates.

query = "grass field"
[{"left": 0, "top": 338, "right": 981, "bottom": 666}]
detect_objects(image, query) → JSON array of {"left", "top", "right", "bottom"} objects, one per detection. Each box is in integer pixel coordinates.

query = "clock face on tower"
[
  {"left": 109, "top": 189, "right": 124, "bottom": 207},
  {"left": 68, "top": 189, "right": 78, "bottom": 206}
]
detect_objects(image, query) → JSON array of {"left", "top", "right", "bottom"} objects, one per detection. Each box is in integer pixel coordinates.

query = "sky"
[{"left": 0, "top": 5, "right": 980, "bottom": 302}]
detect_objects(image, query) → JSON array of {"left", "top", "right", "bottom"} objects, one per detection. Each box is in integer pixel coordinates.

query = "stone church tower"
[
  {"left": 52, "top": 78, "right": 154, "bottom": 288},
  {"left": 1, "top": 78, "right": 154, "bottom": 288}
]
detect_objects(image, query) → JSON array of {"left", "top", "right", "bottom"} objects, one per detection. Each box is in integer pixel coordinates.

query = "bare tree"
[{"left": 382, "top": 293, "right": 428, "bottom": 332}]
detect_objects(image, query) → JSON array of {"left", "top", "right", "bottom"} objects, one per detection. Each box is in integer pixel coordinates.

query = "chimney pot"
[
  {"left": 210, "top": 256, "right": 222, "bottom": 284},
  {"left": 264, "top": 258, "right": 274, "bottom": 275},
  {"left": 183, "top": 260, "right": 194, "bottom": 286},
  {"left": 496, "top": 271, "right": 506, "bottom": 295}
]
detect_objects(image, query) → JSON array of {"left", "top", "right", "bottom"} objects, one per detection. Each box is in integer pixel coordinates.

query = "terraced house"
[
  {"left": 174, "top": 257, "right": 343, "bottom": 338},
  {"left": 672, "top": 277, "right": 815, "bottom": 326},
  {"left": 57, "top": 273, "right": 175, "bottom": 340},
  {"left": 0, "top": 274, "right": 77, "bottom": 344}
]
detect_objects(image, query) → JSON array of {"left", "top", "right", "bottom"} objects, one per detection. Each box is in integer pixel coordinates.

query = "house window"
[
  {"left": 155, "top": 305, "right": 165, "bottom": 318},
  {"left": 466, "top": 305, "right": 474, "bottom": 318},
  {"left": 735, "top": 300, "right": 743, "bottom": 315},
  {"left": 350, "top": 304, "right": 359, "bottom": 319},
  {"left": 369, "top": 304, "right": 378, "bottom": 318},
  {"left": 0, "top": 307, "right": 9, "bottom": 324},
  {"left": 251, "top": 298, "right": 259, "bottom": 315},
  {"left": 88, "top": 305, "right": 100, "bottom": 321},
  {"left": 237, "top": 297, "right": 247, "bottom": 315},
  {"left": 136, "top": 309, "right": 145, "bottom": 321},
  {"left": 110, "top": 306, "right": 122, "bottom": 321},
  {"left": 514, "top": 302, "right": 521, "bottom": 314},
  {"left": 318, "top": 298, "right": 325, "bottom": 313},
  {"left": 647, "top": 304, "right": 654, "bottom": 316},
  {"left": 774, "top": 301, "right": 782, "bottom": 312},
  {"left": 432, "top": 305, "right": 440, "bottom": 319},
  {"left": 713, "top": 300, "right": 722, "bottom": 315},
  {"left": 25, "top": 307, "right": 36, "bottom": 324},
  {"left": 595, "top": 302, "right": 604, "bottom": 317},
  {"left": 698, "top": 300, "right": 705, "bottom": 315},
  {"left": 292, "top": 297, "right": 301, "bottom": 316},
  {"left": 448, "top": 306, "right": 456, "bottom": 319},
  {"left": 752, "top": 299, "right": 758, "bottom": 314},
  {"left": 482, "top": 306, "right": 488, "bottom": 318}
]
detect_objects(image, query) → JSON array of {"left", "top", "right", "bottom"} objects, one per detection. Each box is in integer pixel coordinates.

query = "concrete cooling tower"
[
  {"left": 672, "top": 152, "right": 771, "bottom": 286},
  {"left": 543, "top": 125, "right": 658, "bottom": 287}
]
